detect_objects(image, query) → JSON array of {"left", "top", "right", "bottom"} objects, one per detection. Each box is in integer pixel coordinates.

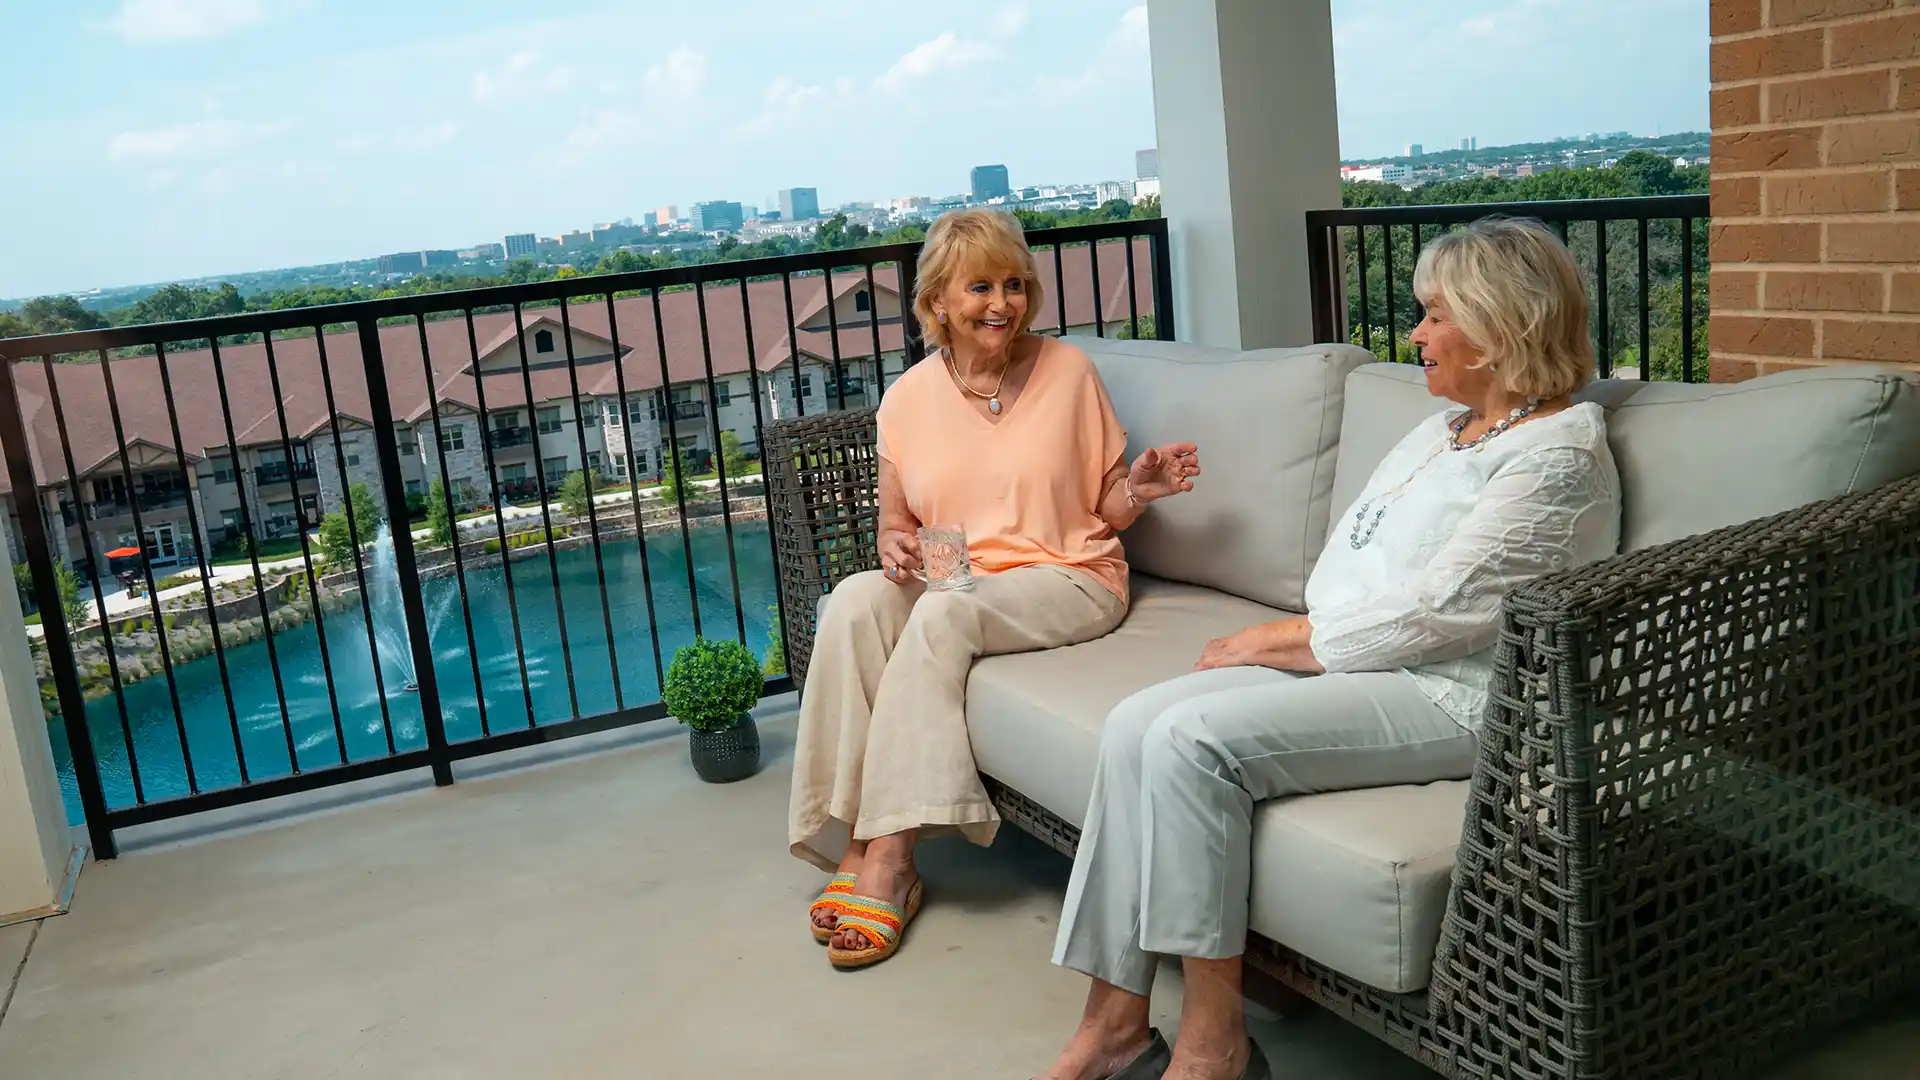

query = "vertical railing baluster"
[
  {"left": 896, "top": 254, "right": 923, "bottom": 377},
  {"left": 414, "top": 315, "right": 491, "bottom": 734},
  {"left": 208, "top": 338, "right": 298, "bottom": 774},
  {"left": 603, "top": 291, "right": 667, "bottom": 695},
  {"left": 738, "top": 274, "right": 791, "bottom": 678},
  {"left": 651, "top": 288, "right": 703, "bottom": 639},
  {"left": 557, "top": 300, "right": 623, "bottom": 706},
  {"left": 1383, "top": 225, "right": 1398, "bottom": 362},
  {"left": 1089, "top": 238, "right": 1106, "bottom": 336},
  {"left": 1637, "top": 218, "right": 1651, "bottom": 380},
  {"left": 260, "top": 331, "right": 347, "bottom": 764},
  {"left": 0, "top": 355, "right": 117, "bottom": 854},
  {"left": 312, "top": 329, "right": 397, "bottom": 753},
  {"left": 1411, "top": 223, "right": 1425, "bottom": 326},
  {"left": 151, "top": 342, "right": 247, "bottom": 780},
  {"left": 510, "top": 303, "right": 581, "bottom": 719},
  {"left": 1052, "top": 240, "right": 1068, "bottom": 336},
  {"left": 823, "top": 266, "right": 848, "bottom": 411},
  {"left": 1681, "top": 217, "right": 1696, "bottom": 384},
  {"left": 694, "top": 282, "right": 748, "bottom": 645},
  {"left": 354, "top": 320, "right": 453, "bottom": 784},
  {"left": 1356, "top": 226, "right": 1372, "bottom": 353},
  {"left": 1595, "top": 221, "right": 1612, "bottom": 378},
  {"left": 781, "top": 273, "right": 805, "bottom": 416},
  {"left": 33, "top": 356, "right": 144, "bottom": 809},
  {"left": 463, "top": 310, "right": 536, "bottom": 726},
  {"left": 863, "top": 263, "right": 884, "bottom": 404},
  {"left": 1123, "top": 234, "right": 1140, "bottom": 339},
  {"left": 95, "top": 347, "right": 195, "bottom": 792},
  {"left": 1149, "top": 222, "right": 1176, "bottom": 340}
]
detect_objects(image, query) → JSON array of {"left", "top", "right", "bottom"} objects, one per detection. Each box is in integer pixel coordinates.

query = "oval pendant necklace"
[{"left": 944, "top": 348, "right": 1009, "bottom": 414}]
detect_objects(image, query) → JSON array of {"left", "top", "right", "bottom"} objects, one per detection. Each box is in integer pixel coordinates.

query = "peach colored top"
[{"left": 876, "top": 340, "right": 1131, "bottom": 603}]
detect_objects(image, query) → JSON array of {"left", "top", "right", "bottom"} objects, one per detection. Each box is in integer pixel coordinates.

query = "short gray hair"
[{"left": 1412, "top": 217, "right": 1595, "bottom": 399}]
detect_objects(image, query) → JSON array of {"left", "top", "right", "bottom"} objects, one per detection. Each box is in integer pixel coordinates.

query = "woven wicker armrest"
[
  {"left": 1427, "top": 473, "right": 1920, "bottom": 1080},
  {"left": 762, "top": 409, "right": 882, "bottom": 686}
]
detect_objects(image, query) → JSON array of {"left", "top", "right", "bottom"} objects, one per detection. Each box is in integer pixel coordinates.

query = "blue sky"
[{"left": 0, "top": 0, "right": 1707, "bottom": 298}]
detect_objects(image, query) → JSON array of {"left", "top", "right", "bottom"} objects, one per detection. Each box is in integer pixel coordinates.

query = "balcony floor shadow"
[{"left": 0, "top": 703, "right": 1913, "bottom": 1079}]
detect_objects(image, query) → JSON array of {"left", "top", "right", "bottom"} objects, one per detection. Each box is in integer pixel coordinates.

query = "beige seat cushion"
[
  {"left": 1332, "top": 363, "right": 1920, "bottom": 551},
  {"left": 967, "top": 574, "right": 1471, "bottom": 994},
  {"left": 1075, "top": 337, "right": 1374, "bottom": 610}
]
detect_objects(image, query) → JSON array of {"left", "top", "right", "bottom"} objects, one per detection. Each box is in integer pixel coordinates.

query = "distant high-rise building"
[
  {"left": 1470, "top": 137, "right": 1479, "bottom": 151},
  {"left": 692, "top": 200, "right": 745, "bottom": 232},
  {"left": 655, "top": 205, "right": 680, "bottom": 228},
  {"left": 970, "top": 164, "right": 1011, "bottom": 202},
  {"left": 1096, "top": 180, "right": 1137, "bottom": 205},
  {"left": 1136, "top": 148, "right": 1159, "bottom": 179},
  {"left": 377, "top": 252, "right": 425, "bottom": 275},
  {"left": 640, "top": 210, "right": 659, "bottom": 228},
  {"left": 1461, "top": 138, "right": 1472, "bottom": 151},
  {"left": 503, "top": 233, "right": 537, "bottom": 259},
  {"left": 779, "top": 187, "right": 821, "bottom": 221},
  {"left": 422, "top": 250, "right": 458, "bottom": 267},
  {"left": 1406, "top": 143, "right": 1423, "bottom": 158}
]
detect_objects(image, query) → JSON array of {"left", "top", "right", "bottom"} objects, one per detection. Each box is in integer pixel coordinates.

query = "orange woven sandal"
[
  {"left": 809, "top": 872, "right": 858, "bottom": 945},
  {"left": 827, "top": 878, "right": 924, "bottom": 970}
]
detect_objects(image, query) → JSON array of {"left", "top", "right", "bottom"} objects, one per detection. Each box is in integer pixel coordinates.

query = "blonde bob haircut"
[
  {"left": 913, "top": 209, "right": 1045, "bottom": 350},
  {"left": 1412, "top": 216, "right": 1596, "bottom": 400}
]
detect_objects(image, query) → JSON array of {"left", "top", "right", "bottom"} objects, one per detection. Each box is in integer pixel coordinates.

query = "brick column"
[{"left": 1710, "top": 0, "right": 1920, "bottom": 381}]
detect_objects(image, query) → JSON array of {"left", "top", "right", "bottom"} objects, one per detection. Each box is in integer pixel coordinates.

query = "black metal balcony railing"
[
  {"left": 488, "top": 426, "right": 533, "bottom": 450},
  {"left": 0, "top": 217, "right": 1171, "bottom": 858},
  {"left": 254, "top": 460, "right": 317, "bottom": 484},
  {"left": 1306, "top": 194, "right": 1710, "bottom": 383},
  {"left": 84, "top": 489, "right": 191, "bottom": 520}
]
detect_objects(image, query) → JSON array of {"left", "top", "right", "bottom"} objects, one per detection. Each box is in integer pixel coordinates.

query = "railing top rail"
[
  {"left": 1305, "top": 194, "right": 1708, "bottom": 229},
  {"left": 0, "top": 218, "right": 1168, "bottom": 361}
]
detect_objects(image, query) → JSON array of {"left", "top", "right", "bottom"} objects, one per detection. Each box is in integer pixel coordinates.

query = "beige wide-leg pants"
[{"left": 788, "top": 565, "right": 1127, "bottom": 871}]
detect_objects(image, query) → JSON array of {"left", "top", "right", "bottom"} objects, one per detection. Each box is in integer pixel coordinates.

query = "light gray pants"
[{"left": 1051, "top": 666, "right": 1478, "bottom": 995}]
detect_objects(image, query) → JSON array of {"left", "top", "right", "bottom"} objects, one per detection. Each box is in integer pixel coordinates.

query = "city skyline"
[{"left": 0, "top": 0, "right": 1709, "bottom": 298}]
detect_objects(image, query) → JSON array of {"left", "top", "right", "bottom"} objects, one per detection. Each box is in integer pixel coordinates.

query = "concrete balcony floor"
[{"left": 0, "top": 699, "right": 1913, "bottom": 1079}]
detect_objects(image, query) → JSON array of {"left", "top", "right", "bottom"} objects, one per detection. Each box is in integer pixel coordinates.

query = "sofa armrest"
[
  {"left": 1428, "top": 472, "right": 1920, "bottom": 1079},
  {"left": 762, "top": 409, "right": 881, "bottom": 688}
]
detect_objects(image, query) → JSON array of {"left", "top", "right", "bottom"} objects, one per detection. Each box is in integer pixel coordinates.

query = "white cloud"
[
  {"left": 875, "top": 31, "right": 999, "bottom": 96},
  {"left": 736, "top": 76, "right": 859, "bottom": 139},
  {"left": 991, "top": 2, "right": 1029, "bottom": 38},
  {"left": 1034, "top": 7, "right": 1148, "bottom": 100},
  {"left": 335, "top": 124, "right": 458, "bottom": 155},
  {"left": 643, "top": 46, "right": 709, "bottom": 102},
  {"left": 561, "top": 109, "right": 653, "bottom": 161},
  {"left": 472, "top": 48, "right": 578, "bottom": 103},
  {"left": 107, "top": 117, "right": 291, "bottom": 161},
  {"left": 96, "top": 0, "right": 276, "bottom": 43}
]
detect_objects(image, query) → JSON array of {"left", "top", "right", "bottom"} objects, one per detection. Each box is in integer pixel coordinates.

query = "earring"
[{"left": 937, "top": 312, "right": 946, "bottom": 324}]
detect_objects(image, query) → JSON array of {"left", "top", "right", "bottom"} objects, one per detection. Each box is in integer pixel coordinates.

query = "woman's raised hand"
[
  {"left": 1128, "top": 443, "right": 1201, "bottom": 503},
  {"left": 878, "top": 528, "right": 922, "bottom": 585}
]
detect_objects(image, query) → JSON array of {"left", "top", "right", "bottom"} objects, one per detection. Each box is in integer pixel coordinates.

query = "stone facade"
[{"left": 1711, "top": 0, "right": 1920, "bottom": 380}]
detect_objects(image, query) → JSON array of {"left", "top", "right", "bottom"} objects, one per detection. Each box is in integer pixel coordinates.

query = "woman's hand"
[
  {"left": 1194, "top": 616, "right": 1324, "bottom": 673},
  {"left": 878, "top": 528, "right": 922, "bottom": 585},
  {"left": 1128, "top": 443, "right": 1200, "bottom": 503}
]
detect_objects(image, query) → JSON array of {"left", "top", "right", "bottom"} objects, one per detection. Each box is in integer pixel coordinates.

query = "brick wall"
[{"left": 1710, "top": 0, "right": 1920, "bottom": 380}]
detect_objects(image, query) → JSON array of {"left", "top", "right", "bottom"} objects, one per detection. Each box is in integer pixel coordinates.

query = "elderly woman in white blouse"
[{"left": 1036, "top": 217, "right": 1622, "bottom": 1080}]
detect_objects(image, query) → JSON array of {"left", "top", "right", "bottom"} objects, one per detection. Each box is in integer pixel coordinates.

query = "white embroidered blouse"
[{"left": 1304, "top": 402, "right": 1622, "bottom": 729}]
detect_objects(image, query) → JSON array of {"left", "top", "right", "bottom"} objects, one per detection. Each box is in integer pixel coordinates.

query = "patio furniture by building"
[{"left": 764, "top": 336, "right": 1920, "bottom": 1080}]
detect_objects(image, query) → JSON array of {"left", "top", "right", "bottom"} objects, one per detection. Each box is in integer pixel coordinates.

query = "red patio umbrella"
[{"left": 104, "top": 547, "right": 142, "bottom": 558}]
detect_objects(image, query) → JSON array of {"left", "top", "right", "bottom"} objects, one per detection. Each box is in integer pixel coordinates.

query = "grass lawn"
[{"left": 210, "top": 536, "right": 309, "bottom": 566}]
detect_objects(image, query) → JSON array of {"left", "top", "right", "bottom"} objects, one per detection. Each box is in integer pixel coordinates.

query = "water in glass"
[{"left": 915, "top": 525, "right": 973, "bottom": 591}]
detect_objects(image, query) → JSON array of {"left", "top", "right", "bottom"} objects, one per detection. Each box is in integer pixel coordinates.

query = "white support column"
[
  {"left": 0, "top": 513, "right": 82, "bottom": 923},
  {"left": 1148, "top": 0, "right": 1341, "bottom": 350}
]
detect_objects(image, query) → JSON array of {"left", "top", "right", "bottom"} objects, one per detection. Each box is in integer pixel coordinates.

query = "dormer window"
[{"left": 534, "top": 328, "right": 555, "bottom": 354}]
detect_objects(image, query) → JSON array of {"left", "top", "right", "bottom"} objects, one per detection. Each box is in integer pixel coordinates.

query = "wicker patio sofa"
[{"left": 762, "top": 337, "right": 1920, "bottom": 1080}]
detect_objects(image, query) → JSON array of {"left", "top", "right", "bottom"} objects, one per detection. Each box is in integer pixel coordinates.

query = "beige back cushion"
[
  {"left": 1077, "top": 337, "right": 1375, "bottom": 610},
  {"left": 1332, "top": 363, "right": 1920, "bottom": 550}
]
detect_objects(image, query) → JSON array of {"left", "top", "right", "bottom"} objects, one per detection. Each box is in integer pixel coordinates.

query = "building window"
[
  {"left": 713, "top": 380, "right": 731, "bottom": 407},
  {"left": 800, "top": 376, "right": 815, "bottom": 398},
  {"left": 537, "top": 407, "right": 563, "bottom": 434},
  {"left": 346, "top": 454, "right": 360, "bottom": 467},
  {"left": 397, "top": 440, "right": 417, "bottom": 456},
  {"left": 626, "top": 398, "right": 646, "bottom": 423},
  {"left": 854, "top": 290, "right": 870, "bottom": 313},
  {"left": 635, "top": 450, "right": 649, "bottom": 475},
  {"left": 587, "top": 450, "right": 603, "bottom": 471},
  {"left": 611, "top": 453, "right": 628, "bottom": 478},
  {"left": 543, "top": 456, "right": 568, "bottom": 483},
  {"left": 214, "top": 465, "right": 236, "bottom": 484},
  {"left": 439, "top": 425, "right": 465, "bottom": 452},
  {"left": 580, "top": 403, "right": 600, "bottom": 424},
  {"left": 534, "top": 328, "right": 555, "bottom": 354},
  {"left": 405, "top": 479, "right": 423, "bottom": 495}
]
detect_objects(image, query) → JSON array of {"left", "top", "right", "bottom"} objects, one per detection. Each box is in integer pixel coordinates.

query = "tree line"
[{"left": 1, "top": 198, "right": 1163, "bottom": 344}]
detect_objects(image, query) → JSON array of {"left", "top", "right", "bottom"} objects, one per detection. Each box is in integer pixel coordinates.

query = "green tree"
[
  {"left": 558, "top": 469, "right": 599, "bottom": 516},
  {"left": 12, "top": 562, "right": 34, "bottom": 612},
  {"left": 318, "top": 482, "right": 380, "bottom": 565},
  {"left": 1131, "top": 194, "right": 1162, "bottom": 219},
  {"left": 763, "top": 604, "right": 787, "bottom": 676},
  {"left": 18, "top": 296, "right": 108, "bottom": 334},
  {"left": 657, "top": 446, "right": 692, "bottom": 503},
  {"left": 813, "top": 213, "right": 851, "bottom": 250},
  {"left": 424, "top": 478, "right": 456, "bottom": 548},
  {"left": 718, "top": 429, "right": 750, "bottom": 480},
  {"left": 56, "top": 565, "right": 88, "bottom": 630},
  {"left": 1116, "top": 314, "right": 1158, "bottom": 341},
  {"left": 0, "top": 312, "right": 30, "bottom": 339}
]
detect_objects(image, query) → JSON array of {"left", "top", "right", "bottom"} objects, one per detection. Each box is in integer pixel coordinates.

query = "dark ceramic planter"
[{"left": 688, "top": 713, "right": 761, "bottom": 783}]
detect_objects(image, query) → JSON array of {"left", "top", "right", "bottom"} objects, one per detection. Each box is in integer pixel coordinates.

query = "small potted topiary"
[{"left": 663, "top": 636, "right": 763, "bottom": 783}]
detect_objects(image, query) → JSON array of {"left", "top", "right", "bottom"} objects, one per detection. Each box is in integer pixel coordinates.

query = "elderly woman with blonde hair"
[
  {"left": 790, "top": 208, "right": 1202, "bottom": 970},
  {"left": 1037, "top": 217, "right": 1623, "bottom": 1080}
]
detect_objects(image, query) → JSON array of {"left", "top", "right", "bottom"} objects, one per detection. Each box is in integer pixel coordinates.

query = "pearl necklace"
[
  {"left": 1348, "top": 400, "right": 1542, "bottom": 551},
  {"left": 943, "top": 348, "right": 1009, "bottom": 415}
]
